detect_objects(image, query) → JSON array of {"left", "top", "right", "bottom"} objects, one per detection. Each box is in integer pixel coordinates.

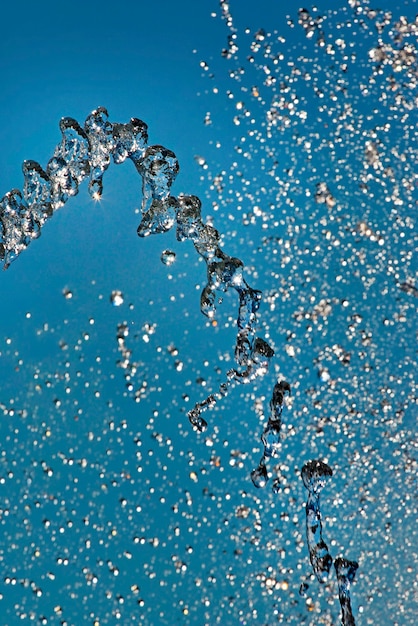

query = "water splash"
[
  {"left": 1, "top": 106, "right": 271, "bottom": 430},
  {"left": 335, "top": 557, "right": 359, "bottom": 626},
  {"left": 251, "top": 380, "right": 291, "bottom": 488},
  {"left": 261, "top": 380, "right": 291, "bottom": 458},
  {"left": 1, "top": 1, "right": 417, "bottom": 623},
  {"left": 301, "top": 459, "right": 333, "bottom": 583}
]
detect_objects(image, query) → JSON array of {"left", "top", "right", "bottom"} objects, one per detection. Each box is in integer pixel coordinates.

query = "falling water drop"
[{"left": 160, "top": 249, "right": 176, "bottom": 266}]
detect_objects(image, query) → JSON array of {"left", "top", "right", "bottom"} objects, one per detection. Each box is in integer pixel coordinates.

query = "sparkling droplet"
[
  {"left": 160, "top": 249, "right": 176, "bottom": 266},
  {"left": 110, "top": 290, "right": 124, "bottom": 306}
]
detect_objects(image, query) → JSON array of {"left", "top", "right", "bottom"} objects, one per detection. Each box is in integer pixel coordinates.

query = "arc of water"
[{"left": 0, "top": 107, "right": 273, "bottom": 431}]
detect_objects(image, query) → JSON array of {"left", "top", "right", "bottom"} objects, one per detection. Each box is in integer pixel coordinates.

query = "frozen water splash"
[
  {"left": 301, "top": 460, "right": 333, "bottom": 583},
  {"left": 261, "top": 380, "right": 291, "bottom": 458},
  {"left": 137, "top": 196, "right": 179, "bottom": 237},
  {"left": 0, "top": 190, "right": 41, "bottom": 267},
  {"left": 1, "top": 106, "right": 272, "bottom": 429},
  {"left": 250, "top": 456, "right": 268, "bottom": 489},
  {"left": 1, "top": 107, "right": 148, "bottom": 267},
  {"left": 187, "top": 336, "right": 274, "bottom": 432},
  {"left": 335, "top": 558, "right": 359, "bottom": 626},
  {"left": 301, "top": 459, "right": 333, "bottom": 495},
  {"left": 135, "top": 145, "right": 179, "bottom": 216},
  {"left": 300, "top": 461, "right": 360, "bottom": 618},
  {"left": 54, "top": 117, "right": 90, "bottom": 186},
  {"left": 0, "top": 0, "right": 416, "bottom": 623},
  {"left": 137, "top": 185, "right": 268, "bottom": 389},
  {"left": 136, "top": 185, "right": 266, "bottom": 379},
  {"left": 112, "top": 117, "right": 148, "bottom": 166},
  {"left": 251, "top": 380, "right": 291, "bottom": 488}
]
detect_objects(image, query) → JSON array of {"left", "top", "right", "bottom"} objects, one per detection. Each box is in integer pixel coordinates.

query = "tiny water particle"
[{"left": 110, "top": 290, "right": 124, "bottom": 306}]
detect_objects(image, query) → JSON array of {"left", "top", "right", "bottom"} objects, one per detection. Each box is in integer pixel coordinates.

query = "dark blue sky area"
[
  {"left": 1, "top": 0, "right": 414, "bottom": 191},
  {"left": 0, "top": 0, "right": 298, "bottom": 188}
]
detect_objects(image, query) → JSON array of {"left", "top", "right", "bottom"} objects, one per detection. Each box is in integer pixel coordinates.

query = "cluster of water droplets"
[{"left": 196, "top": 2, "right": 417, "bottom": 623}]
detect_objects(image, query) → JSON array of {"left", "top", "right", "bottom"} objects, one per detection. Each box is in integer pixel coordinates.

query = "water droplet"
[
  {"left": 160, "top": 249, "right": 176, "bottom": 266},
  {"left": 110, "top": 290, "right": 124, "bottom": 306},
  {"left": 299, "top": 582, "right": 309, "bottom": 597}
]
